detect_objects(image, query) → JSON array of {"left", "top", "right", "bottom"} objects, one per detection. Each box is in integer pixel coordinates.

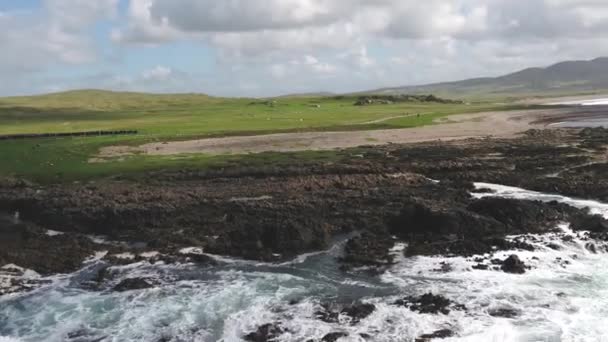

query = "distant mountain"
[{"left": 362, "top": 57, "right": 608, "bottom": 98}]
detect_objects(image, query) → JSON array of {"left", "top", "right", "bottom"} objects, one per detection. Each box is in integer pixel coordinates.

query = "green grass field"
[{"left": 0, "top": 90, "right": 534, "bottom": 183}]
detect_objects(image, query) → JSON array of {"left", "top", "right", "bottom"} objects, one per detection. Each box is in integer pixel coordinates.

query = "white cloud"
[
  {"left": 0, "top": 0, "right": 119, "bottom": 95},
  {"left": 117, "top": 0, "right": 608, "bottom": 46},
  {"left": 142, "top": 65, "right": 173, "bottom": 81},
  {"left": 112, "top": 0, "right": 180, "bottom": 44},
  {"left": 149, "top": 0, "right": 339, "bottom": 32},
  {"left": 5, "top": 0, "right": 608, "bottom": 96},
  {"left": 0, "top": 0, "right": 118, "bottom": 72}
]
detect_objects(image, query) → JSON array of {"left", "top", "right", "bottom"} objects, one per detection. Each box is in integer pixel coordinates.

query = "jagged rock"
[
  {"left": 0, "top": 213, "right": 97, "bottom": 275},
  {"left": 339, "top": 231, "right": 394, "bottom": 269},
  {"left": 321, "top": 332, "right": 348, "bottom": 342},
  {"left": 489, "top": 308, "right": 520, "bottom": 318},
  {"left": 315, "top": 302, "right": 376, "bottom": 325},
  {"left": 571, "top": 214, "right": 608, "bottom": 233},
  {"left": 244, "top": 323, "right": 284, "bottom": 342},
  {"left": 416, "top": 329, "right": 454, "bottom": 341},
  {"left": 467, "top": 198, "right": 571, "bottom": 233},
  {"left": 585, "top": 242, "right": 598, "bottom": 254},
  {"left": 112, "top": 278, "right": 153, "bottom": 292},
  {"left": 340, "top": 303, "right": 376, "bottom": 324},
  {"left": 394, "top": 293, "right": 464, "bottom": 315},
  {"left": 501, "top": 255, "right": 526, "bottom": 274}
]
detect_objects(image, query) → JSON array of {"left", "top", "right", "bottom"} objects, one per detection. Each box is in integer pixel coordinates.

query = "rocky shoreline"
[{"left": 2, "top": 127, "right": 608, "bottom": 340}]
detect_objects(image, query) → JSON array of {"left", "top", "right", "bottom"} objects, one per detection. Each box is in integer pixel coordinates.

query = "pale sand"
[{"left": 94, "top": 108, "right": 567, "bottom": 161}]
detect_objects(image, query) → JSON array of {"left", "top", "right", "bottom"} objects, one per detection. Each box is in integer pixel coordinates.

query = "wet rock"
[
  {"left": 80, "top": 265, "right": 114, "bottom": 291},
  {"left": 501, "top": 255, "right": 526, "bottom": 274},
  {"left": 315, "top": 302, "right": 376, "bottom": 325},
  {"left": 0, "top": 264, "right": 50, "bottom": 296},
  {"left": 416, "top": 329, "right": 454, "bottom": 341},
  {"left": 388, "top": 201, "right": 519, "bottom": 257},
  {"left": 489, "top": 308, "right": 520, "bottom": 318},
  {"left": 211, "top": 218, "right": 332, "bottom": 261},
  {"left": 585, "top": 243, "right": 597, "bottom": 254},
  {"left": 167, "top": 252, "right": 217, "bottom": 265},
  {"left": 0, "top": 214, "right": 97, "bottom": 275},
  {"left": 394, "top": 293, "right": 464, "bottom": 315},
  {"left": 315, "top": 305, "right": 340, "bottom": 324},
  {"left": 339, "top": 231, "right": 394, "bottom": 270},
  {"left": 467, "top": 198, "right": 570, "bottom": 234},
  {"left": 433, "top": 262, "right": 453, "bottom": 273},
  {"left": 321, "top": 332, "right": 348, "bottom": 342},
  {"left": 66, "top": 329, "right": 107, "bottom": 341},
  {"left": 472, "top": 264, "right": 489, "bottom": 270},
  {"left": 112, "top": 278, "right": 153, "bottom": 292},
  {"left": 340, "top": 303, "right": 376, "bottom": 324},
  {"left": 571, "top": 214, "right": 608, "bottom": 233},
  {"left": 406, "top": 235, "right": 535, "bottom": 258},
  {"left": 389, "top": 201, "right": 504, "bottom": 241},
  {"left": 244, "top": 323, "right": 284, "bottom": 342}
]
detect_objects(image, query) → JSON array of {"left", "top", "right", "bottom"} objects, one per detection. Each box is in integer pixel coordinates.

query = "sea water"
[
  {"left": 548, "top": 98, "right": 608, "bottom": 106},
  {"left": 548, "top": 98, "right": 608, "bottom": 128},
  {"left": 2, "top": 184, "right": 608, "bottom": 341}
]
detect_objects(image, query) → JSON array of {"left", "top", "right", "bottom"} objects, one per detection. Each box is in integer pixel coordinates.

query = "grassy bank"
[{"left": 0, "top": 90, "right": 533, "bottom": 183}]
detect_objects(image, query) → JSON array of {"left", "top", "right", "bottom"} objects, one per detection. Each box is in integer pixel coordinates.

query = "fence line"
[{"left": 0, "top": 130, "right": 138, "bottom": 140}]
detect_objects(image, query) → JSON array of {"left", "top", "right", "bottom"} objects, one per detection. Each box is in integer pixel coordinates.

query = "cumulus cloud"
[
  {"left": 117, "top": 0, "right": 608, "bottom": 47},
  {"left": 0, "top": 0, "right": 118, "bottom": 73},
  {"left": 5, "top": 0, "right": 608, "bottom": 96},
  {"left": 150, "top": 0, "right": 339, "bottom": 32},
  {"left": 111, "top": 0, "right": 180, "bottom": 44}
]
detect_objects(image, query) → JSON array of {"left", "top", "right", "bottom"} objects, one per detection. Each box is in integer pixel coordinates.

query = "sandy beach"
[{"left": 95, "top": 108, "right": 571, "bottom": 160}]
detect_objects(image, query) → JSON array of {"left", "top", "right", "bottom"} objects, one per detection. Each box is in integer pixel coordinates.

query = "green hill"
[{"left": 365, "top": 57, "right": 608, "bottom": 98}]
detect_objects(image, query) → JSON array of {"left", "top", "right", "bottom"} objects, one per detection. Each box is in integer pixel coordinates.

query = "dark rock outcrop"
[
  {"left": 467, "top": 198, "right": 572, "bottom": 233},
  {"left": 501, "top": 255, "right": 526, "bottom": 274},
  {"left": 0, "top": 213, "right": 97, "bottom": 275},
  {"left": 416, "top": 329, "right": 454, "bottom": 341},
  {"left": 394, "top": 293, "right": 464, "bottom": 315},
  {"left": 244, "top": 323, "right": 284, "bottom": 342},
  {"left": 571, "top": 214, "right": 608, "bottom": 233},
  {"left": 112, "top": 278, "right": 154, "bottom": 292},
  {"left": 315, "top": 302, "right": 376, "bottom": 325},
  {"left": 489, "top": 308, "right": 521, "bottom": 318},
  {"left": 339, "top": 231, "right": 395, "bottom": 270},
  {"left": 321, "top": 332, "right": 348, "bottom": 342}
]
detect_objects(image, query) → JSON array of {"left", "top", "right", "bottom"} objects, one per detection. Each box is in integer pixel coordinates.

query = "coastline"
[
  {"left": 3, "top": 126, "right": 608, "bottom": 279},
  {"left": 3, "top": 124, "right": 608, "bottom": 340}
]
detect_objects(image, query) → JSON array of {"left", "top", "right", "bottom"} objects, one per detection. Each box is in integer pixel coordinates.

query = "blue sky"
[{"left": 1, "top": 0, "right": 608, "bottom": 97}]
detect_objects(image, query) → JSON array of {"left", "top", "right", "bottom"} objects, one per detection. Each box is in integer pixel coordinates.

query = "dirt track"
[{"left": 94, "top": 108, "right": 572, "bottom": 160}]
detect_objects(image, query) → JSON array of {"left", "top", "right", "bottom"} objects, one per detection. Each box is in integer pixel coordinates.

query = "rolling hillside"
[{"left": 365, "top": 57, "right": 608, "bottom": 98}]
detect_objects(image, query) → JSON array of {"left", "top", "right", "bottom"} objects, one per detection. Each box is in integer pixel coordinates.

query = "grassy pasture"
[{"left": 0, "top": 90, "right": 528, "bottom": 182}]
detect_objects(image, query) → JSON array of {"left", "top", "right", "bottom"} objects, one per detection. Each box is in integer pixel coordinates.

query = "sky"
[{"left": 2, "top": 0, "right": 608, "bottom": 97}]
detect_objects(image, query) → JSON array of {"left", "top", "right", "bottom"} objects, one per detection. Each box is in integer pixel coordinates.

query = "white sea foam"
[
  {"left": 473, "top": 182, "right": 608, "bottom": 217},
  {"left": 3, "top": 184, "right": 608, "bottom": 341},
  {"left": 179, "top": 247, "right": 205, "bottom": 255},
  {"left": 111, "top": 252, "right": 135, "bottom": 260},
  {"left": 381, "top": 223, "right": 608, "bottom": 341}
]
